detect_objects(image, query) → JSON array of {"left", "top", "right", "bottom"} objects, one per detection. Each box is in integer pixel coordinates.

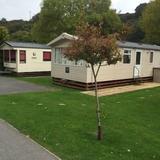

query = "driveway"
[
  {"left": 0, "top": 119, "right": 60, "bottom": 160},
  {"left": 0, "top": 76, "right": 50, "bottom": 95}
]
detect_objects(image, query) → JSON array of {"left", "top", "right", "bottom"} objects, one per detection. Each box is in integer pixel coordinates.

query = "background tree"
[
  {"left": 0, "top": 26, "right": 8, "bottom": 71},
  {"left": 0, "top": 18, "right": 7, "bottom": 25},
  {"left": 84, "top": 0, "right": 122, "bottom": 34},
  {"left": 32, "top": 0, "right": 81, "bottom": 43},
  {"left": 0, "top": 2, "right": 150, "bottom": 43},
  {"left": 10, "top": 31, "right": 32, "bottom": 42},
  {"left": 135, "top": 3, "right": 147, "bottom": 18},
  {"left": 32, "top": 0, "right": 122, "bottom": 43},
  {"left": 0, "top": 26, "right": 9, "bottom": 42},
  {"left": 0, "top": 18, "right": 36, "bottom": 42},
  {"left": 64, "top": 24, "right": 121, "bottom": 140},
  {"left": 119, "top": 3, "right": 147, "bottom": 42},
  {"left": 140, "top": 0, "right": 160, "bottom": 45}
]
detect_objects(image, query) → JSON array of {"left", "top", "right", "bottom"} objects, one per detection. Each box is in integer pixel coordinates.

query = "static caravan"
[
  {"left": 48, "top": 33, "right": 160, "bottom": 90},
  {"left": 0, "top": 41, "right": 52, "bottom": 76}
]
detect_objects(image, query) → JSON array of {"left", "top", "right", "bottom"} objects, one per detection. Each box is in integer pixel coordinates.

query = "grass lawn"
[{"left": 0, "top": 76, "right": 160, "bottom": 160}]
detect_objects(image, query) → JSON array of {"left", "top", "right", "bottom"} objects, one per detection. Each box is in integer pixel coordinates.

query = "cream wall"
[
  {"left": 1, "top": 43, "right": 51, "bottom": 73},
  {"left": 51, "top": 64, "right": 87, "bottom": 83},
  {"left": 87, "top": 48, "right": 135, "bottom": 83},
  {"left": 86, "top": 49, "right": 160, "bottom": 83},
  {"left": 153, "top": 68, "right": 160, "bottom": 82},
  {"left": 16, "top": 48, "right": 51, "bottom": 73},
  {"left": 51, "top": 40, "right": 160, "bottom": 83},
  {"left": 1, "top": 45, "right": 13, "bottom": 50},
  {"left": 141, "top": 50, "right": 160, "bottom": 77},
  {"left": 4, "top": 63, "right": 17, "bottom": 72},
  {"left": 51, "top": 47, "right": 87, "bottom": 83},
  {"left": 52, "top": 40, "right": 71, "bottom": 48}
]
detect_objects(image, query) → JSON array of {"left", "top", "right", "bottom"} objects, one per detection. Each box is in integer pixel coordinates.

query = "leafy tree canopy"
[
  {"left": 65, "top": 24, "right": 121, "bottom": 65},
  {"left": 32, "top": 0, "right": 122, "bottom": 43},
  {"left": 10, "top": 31, "right": 32, "bottom": 42},
  {"left": 135, "top": 3, "right": 147, "bottom": 18},
  {"left": 0, "top": 26, "right": 9, "bottom": 42},
  {"left": 140, "top": 0, "right": 160, "bottom": 45},
  {"left": 119, "top": 3, "right": 147, "bottom": 43},
  {"left": 0, "top": 18, "right": 38, "bottom": 42}
]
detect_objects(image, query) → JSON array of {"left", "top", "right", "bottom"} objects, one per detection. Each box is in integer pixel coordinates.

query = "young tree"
[{"left": 64, "top": 24, "right": 121, "bottom": 140}]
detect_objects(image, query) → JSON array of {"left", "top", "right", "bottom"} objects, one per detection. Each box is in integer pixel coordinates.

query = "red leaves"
[{"left": 64, "top": 23, "right": 121, "bottom": 65}]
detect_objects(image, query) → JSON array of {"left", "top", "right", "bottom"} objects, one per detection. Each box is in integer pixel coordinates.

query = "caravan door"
[{"left": 134, "top": 51, "right": 142, "bottom": 78}]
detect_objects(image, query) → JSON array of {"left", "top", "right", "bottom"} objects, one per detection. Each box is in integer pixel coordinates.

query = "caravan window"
[
  {"left": 55, "top": 48, "right": 71, "bottom": 65},
  {"left": 10, "top": 50, "right": 16, "bottom": 63},
  {"left": 20, "top": 50, "right": 26, "bottom": 63},
  {"left": 4, "top": 50, "right": 9, "bottom": 62},
  {"left": 55, "top": 48, "right": 62, "bottom": 64},
  {"left": 43, "top": 52, "right": 51, "bottom": 61},
  {"left": 150, "top": 52, "right": 154, "bottom": 63},
  {"left": 136, "top": 52, "right": 141, "bottom": 65},
  {"left": 54, "top": 48, "right": 84, "bottom": 66},
  {"left": 123, "top": 50, "right": 131, "bottom": 64}
]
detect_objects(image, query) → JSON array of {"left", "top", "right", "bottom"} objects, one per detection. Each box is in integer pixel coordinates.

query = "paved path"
[
  {"left": 82, "top": 82, "right": 160, "bottom": 97},
  {"left": 0, "top": 76, "right": 50, "bottom": 95},
  {"left": 0, "top": 119, "right": 60, "bottom": 160}
]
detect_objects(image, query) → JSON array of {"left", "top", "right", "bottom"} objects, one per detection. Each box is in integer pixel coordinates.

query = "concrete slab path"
[
  {"left": 0, "top": 76, "right": 51, "bottom": 95},
  {"left": 82, "top": 82, "right": 160, "bottom": 97},
  {"left": 0, "top": 119, "right": 60, "bottom": 160}
]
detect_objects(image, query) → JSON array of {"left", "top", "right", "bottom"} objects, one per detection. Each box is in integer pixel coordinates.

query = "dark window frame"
[
  {"left": 4, "top": 50, "right": 9, "bottom": 62},
  {"left": 136, "top": 52, "right": 141, "bottom": 65},
  {"left": 123, "top": 50, "right": 131, "bottom": 64},
  {"left": 65, "top": 67, "right": 70, "bottom": 73},
  {"left": 43, "top": 51, "right": 51, "bottom": 61},
  {"left": 20, "top": 50, "right": 26, "bottom": 64},
  {"left": 10, "top": 50, "right": 16, "bottom": 63},
  {"left": 150, "top": 52, "right": 154, "bottom": 63}
]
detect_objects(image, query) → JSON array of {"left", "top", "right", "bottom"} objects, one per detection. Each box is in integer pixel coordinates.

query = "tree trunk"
[{"left": 91, "top": 64, "right": 102, "bottom": 140}]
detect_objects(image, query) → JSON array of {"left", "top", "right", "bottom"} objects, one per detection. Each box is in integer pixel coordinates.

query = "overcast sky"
[{"left": 0, "top": 0, "right": 150, "bottom": 21}]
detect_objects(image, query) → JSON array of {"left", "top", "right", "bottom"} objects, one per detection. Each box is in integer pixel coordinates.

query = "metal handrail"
[{"left": 133, "top": 65, "right": 140, "bottom": 79}]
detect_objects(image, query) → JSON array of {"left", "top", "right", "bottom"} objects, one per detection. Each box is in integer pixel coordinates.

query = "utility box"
[{"left": 153, "top": 68, "right": 160, "bottom": 82}]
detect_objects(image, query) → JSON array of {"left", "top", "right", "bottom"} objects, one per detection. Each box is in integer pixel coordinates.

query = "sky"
[
  {"left": 0, "top": 0, "right": 150, "bottom": 21},
  {"left": 112, "top": 0, "right": 150, "bottom": 13}
]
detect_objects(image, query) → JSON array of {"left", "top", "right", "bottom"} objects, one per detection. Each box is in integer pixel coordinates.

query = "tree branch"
[
  {"left": 91, "top": 64, "right": 96, "bottom": 78},
  {"left": 95, "top": 62, "right": 101, "bottom": 78}
]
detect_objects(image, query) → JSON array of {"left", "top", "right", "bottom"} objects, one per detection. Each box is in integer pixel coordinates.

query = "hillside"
[
  {"left": 0, "top": 3, "right": 148, "bottom": 43},
  {"left": 0, "top": 14, "right": 39, "bottom": 42}
]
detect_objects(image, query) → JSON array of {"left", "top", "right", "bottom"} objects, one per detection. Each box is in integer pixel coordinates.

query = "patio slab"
[{"left": 82, "top": 82, "right": 160, "bottom": 97}]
